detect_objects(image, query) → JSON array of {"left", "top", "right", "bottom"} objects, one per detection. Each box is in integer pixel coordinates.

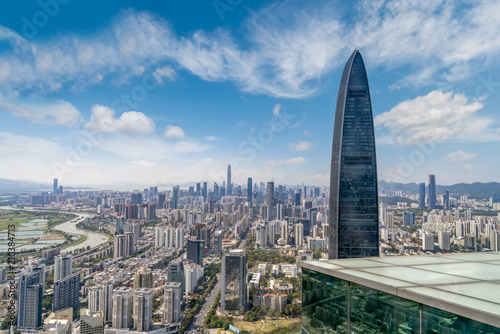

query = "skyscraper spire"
[{"left": 328, "top": 50, "right": 379, "bottom": 259}]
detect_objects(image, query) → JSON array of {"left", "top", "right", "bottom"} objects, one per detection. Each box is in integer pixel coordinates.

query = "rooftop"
[{"left": 300, "top": 252, "right": 500, "bottom": 327}]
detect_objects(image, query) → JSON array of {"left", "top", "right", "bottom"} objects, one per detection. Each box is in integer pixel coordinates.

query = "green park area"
[{"left": 234, "top": 319, "right": 301, "bottom": 334}]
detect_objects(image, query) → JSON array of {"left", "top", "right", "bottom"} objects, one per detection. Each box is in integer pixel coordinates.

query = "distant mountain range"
[{"left": 379, "top": 180, "right": 500, "bottom": 200}]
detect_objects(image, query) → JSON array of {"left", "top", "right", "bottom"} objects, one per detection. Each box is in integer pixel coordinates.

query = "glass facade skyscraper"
[
  {"left": 221, "top": 249, "right": 247, "bottom": 315},
  {"left": 328, "top": 50, "right": 378, "bottom": 259},
  {"left": 429, "top": 174, "right": 437, "bottom": 209},
  {"left": 419, "top": 182, "right": 426, "bottom": 208}
]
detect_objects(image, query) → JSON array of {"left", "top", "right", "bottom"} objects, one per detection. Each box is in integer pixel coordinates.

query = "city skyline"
[{"left": 1, "top": 1, "right": 500, "bottom": 188}]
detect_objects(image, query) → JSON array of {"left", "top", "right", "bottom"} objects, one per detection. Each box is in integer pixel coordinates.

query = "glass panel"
[
  {"left": 422, "top": 305, "right": 500, "bottom": 333},
  {"left": 349, "top": 283, "right": 420, "bottom": 333},
  {"left": 302, "top": 268, "right": 348, "bottom": 333}
]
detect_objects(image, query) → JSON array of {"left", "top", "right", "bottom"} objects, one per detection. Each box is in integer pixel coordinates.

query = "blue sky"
[{"left": 1, "top": 0, "right": 500, "bottom": 188}]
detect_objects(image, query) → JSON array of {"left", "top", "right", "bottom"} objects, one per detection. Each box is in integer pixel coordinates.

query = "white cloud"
[
  {"left": 0, "top": 95, "right": 81, "bottom": 127},
  {"left": 273, "top": 104, "right": 282, "bottom": 117},
  {"left": 2, "top": 2, "right": 500, "bottom": 98},
  {"left": 446, "top": 150, "right": 477, "bottom": 162},
  {"left": 303, "top": 129, "right": 312, "bottom": 135},
  {"left": 85, "top": 105, "right": 155, "bottom": 135},
  {"left": 462, "top": 164, "right": 473, "bottom": 171},
  {"left": 153, "top": 65, "right": 176, "bottom": 84},
  {"left": 375, "top": 91, "right": 486, "bottom": 145},
  {"left": 164, "top": 125, "right": 185, "bottom": 139},
  {"left": 269, "top": 157, "right": 306, "bottom": 166},
  {"left": 129, "top": 160, "right": 157, "bottom": 167},
  {"left": 290, "top": 140, "right": 314, "bottom": 151}
]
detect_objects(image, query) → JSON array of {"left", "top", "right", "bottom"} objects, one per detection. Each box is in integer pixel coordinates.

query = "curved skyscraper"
[{"left": 328, "top": 50, "right": 378, "bottom": 259}]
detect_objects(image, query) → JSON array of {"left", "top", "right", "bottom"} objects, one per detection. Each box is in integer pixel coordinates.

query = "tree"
[{"left": 284, "top": 304, "right": 293, "bottom": 317}]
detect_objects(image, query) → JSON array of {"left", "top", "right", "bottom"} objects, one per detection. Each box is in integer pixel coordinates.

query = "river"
[
  {"left": 53, "top": 213, "right": 110, "bottom": 253},
  {"left": 0, "top": 206, "right": 110, "bottom": 252}
]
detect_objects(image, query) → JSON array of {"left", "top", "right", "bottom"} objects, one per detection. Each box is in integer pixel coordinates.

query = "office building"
[
  {"left": 247, "top": 177, "right": 253, "bottom": 204},
  {"left": 301, "top": 253, "right": 500, "bottom": 332},
  {"left": 167, "top": 260, "right": 184, "bottom": 295},
  {"left": 213, "top": 230, "right": 223, "bottom": 254},
  {"left": 445, "top": 189, "right": 450, "bottom": 210},
  {"left": 429, "top": 174, "right": 437, "bottom": 209},
  {"left": 172, "top": 186, "right": 179, "bottom": 209},
  {"left": 328, "top": 50, "right": 378, "bottom": 259},
  {"left": 80, "top": 309, "right": 104, "bottom": 334},
  {"left": 133, "top": 267, "right": 153, "bottom": 290},
  {"left": 227, "top": 164, "right": 232, "bottom": 195},
  {"left": 53, "top": 273, "right": 80, "bottom": 311},
  {"left": 54, "top": 254, "right": 73, "bottom": 281},
  {"left": 112, "top": 287, "right": 133, "bottom": 329},
  {"left": 17, "top": 265, "right": 45, "bottom": 329},
  {"left": 221, "top": 249, "right": 247, "bottom": 315},
  {"left": 419, "top": 182, "right": 426, "bottom": 209},
  {"left": 187, "top": 239, "right": 204, "bottom": 265},
  {"left": 53, "top": 178, "right": 58, "bottom": 196},
  {"left": 164, "top": 282, "right": 182, "bottom": 323},
  {"left": 133, "top": 288, "right": 153, "bottom": 331},
  {"left": 267, "top": 181, "right": 275, "bottom": 220}
]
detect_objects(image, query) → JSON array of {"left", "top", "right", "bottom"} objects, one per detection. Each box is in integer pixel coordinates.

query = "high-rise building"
[
  {"left": 17, "top": 265, "right": 45, "bottom": 329},
  {"left": 296, "top": 223, "right": 304, "bottom": 247},
  {"left": 54, "top": 254, "right": 73, "bottom": 281},
  {"left": 131, "top": 192, "right": 142, "bottom": 204},
  {"left": 80, "top": 309, "right": 104, "bottom": 334},
  {"left": 419, "top": 182, "right": 426, "bottom": 209},
  {"left": 187, "top": 239, "right": 204, "bottom": 265},
  {"left": 267, "top": 181, "right": 275, "bottom": 220},
  {"left": 133, "top": 288, "right": 153, "bottom": 331},
  {"left": 114, "top": 234, "right": 126, "bottom": 258},
  {"left": 175, "top": 228, "right": 184, "bottom": 249},
  {"left": 328, "top": 50, "right": 378, "bottom": 259},
  {"left": 167, "top": 261, "right": 184, "bottom": 295},
  {"left": 227, "top": 164, "right": 232, "bottom": 195},
  {"left": 133, "top": 267, "right": 153, "bottom": 290},
  {"left": 247, "top": 177, "right": 253, "bottom": 204},
  {"left": 203, "top": 182, "right": 208, "bottom": 198},
  {"left": 222, "top": 249, "right": 247, "bottom": 314},
  {"left": 294, "top": 193, "right": 301, "bottom": 206},
  {"left": 445, "top": 189, "right": 450, "bottom": 210},
  {"left": 165, "top": 226, "right": 175, "bottom": 248},
  {"left": 213, "top": 230, "right": 223, "bottom": 254},
  {"left": 53, "top": 178, "right": 58, "bottom": 196},
  {"left": 438, "top": 231, "right": 451, "bottom": 251},
  {"left": 429, "top": 175, "right": 437, "bottom": 210},
  {"left": 88, "top": 281, "right": 113, "bottom": 324},
  {"left": 53, "top": 273, "right": 80, "bottom": 311},
  {"left": 164, "top": 282, "right": 182, "bottom": 323},
  {"left": 403, "top": 212, "right": 416, "bottom": 226},
  {"left": 112, "top": 287, "right": 133, "bottom": 329},
  {"left": 172, "top": 186, "right": 179, "bottom": 209}
]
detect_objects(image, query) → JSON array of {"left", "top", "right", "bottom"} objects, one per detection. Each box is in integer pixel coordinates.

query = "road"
[{"left": 188, "top": 222, "right": 254, "bottom": 333}]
